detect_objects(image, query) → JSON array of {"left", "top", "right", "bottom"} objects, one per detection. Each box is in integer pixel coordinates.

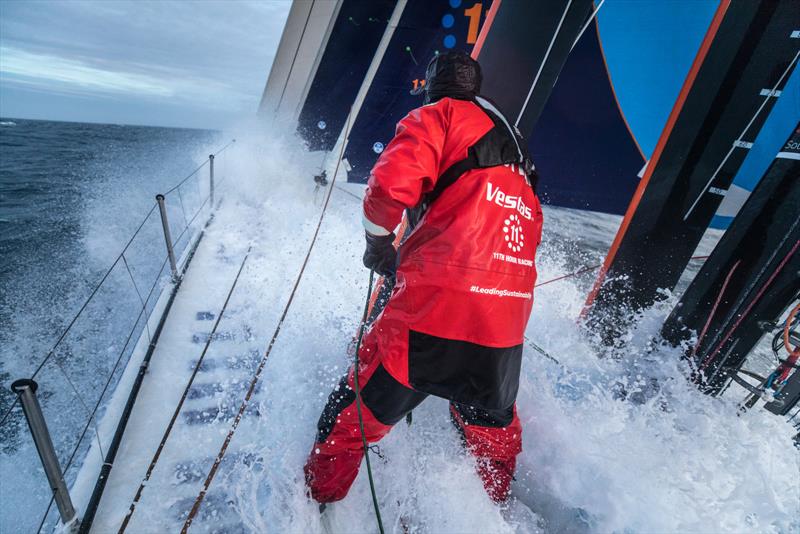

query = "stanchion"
[
  {"left": 208, "top": 154, "right": 215, "bottom": 209},
  {"left": 11, "top": 379, "right": 80, "bottom": 533},
  {"left": 156, "top": 194, "right": 178, "bottom": 281}
]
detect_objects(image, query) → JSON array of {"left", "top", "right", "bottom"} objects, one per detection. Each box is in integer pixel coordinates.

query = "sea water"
[
  {"left": 217, "top": 134, "right": 799, "bottom": 534},
  {"left": 0, "top": 118, "right": 220, "bottom": 532}
]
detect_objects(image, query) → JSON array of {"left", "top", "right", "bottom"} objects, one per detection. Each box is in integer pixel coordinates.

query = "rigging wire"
[
  {"left": 532, "top": 255, "right": 708, "bottom": 291},
  {"left": 535, "top": 264, "right": 600, "bottom": 288},
  {"left": 683, "top": 49, "right": 800, "bottom": 221},
  {"left": 703, "top": 239, "right": 800, "bottom": 377},
  {"left": 694, "top": 260, "right": 741, "bottom": 362},
  {"left": 569, "top": 0, "right": 606, "bottom": 52},
  {"left": 275, "top": 0, "right": 316, "bottom": 112},
  {"left": 515, "top": 0, "right": 573, "bottom": 127},
  {"left": 182, "top": 111, "right": 354, "bottom": 531}
]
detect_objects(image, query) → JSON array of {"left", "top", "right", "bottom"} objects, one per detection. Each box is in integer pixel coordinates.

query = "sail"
[
  {"left": 528, "top": 17, "right": 644, "bottom": 214},
  {"left": 661, "top": 123, "right": 800, "bottom": 394},
  {"left": 583, "top": 0, "right": 800, "bottom": 341},
  {"left": 258, "top": 1, "right": 344, "bottom": 124},
  {"left": 712, "top": 64, "right": 800, "bottom": 228},
  {"left": 476, "top": 0, "right": 594, "bottom": 136},
  {"left": 342, "top": 0, "right": 495, "bottom": 183},
  {"left": 296, "top": 0, "right": 397, "bottom": 151}
]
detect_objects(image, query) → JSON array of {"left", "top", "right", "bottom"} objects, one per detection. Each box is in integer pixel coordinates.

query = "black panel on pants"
[
  {"left": 408, "top": 330, "right": 522, "bottom": 410},
  {"left": 451, "top": 401, "right": 515, "bottom": 428},
  {"left": 361, "top": 363, "right": 427, "bottom": 426},
  {"left": 315, "top": 376, "right": 356, "bottom": 443}
]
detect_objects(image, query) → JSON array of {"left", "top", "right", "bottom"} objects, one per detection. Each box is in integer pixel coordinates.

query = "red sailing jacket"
[{"left": 361, "top": 96, "right": 543, "bottom": 410}]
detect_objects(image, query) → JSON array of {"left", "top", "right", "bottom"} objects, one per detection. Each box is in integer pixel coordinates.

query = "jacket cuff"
[{"left": 362, "top": 211, "right": 392, "bottom": 236}]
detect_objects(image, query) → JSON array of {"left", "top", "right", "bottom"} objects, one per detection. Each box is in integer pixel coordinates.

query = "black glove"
[{"left": 363, "top": 231, "right": 397, "bottom": 278}]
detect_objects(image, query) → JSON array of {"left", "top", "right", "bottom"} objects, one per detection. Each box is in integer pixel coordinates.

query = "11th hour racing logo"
[
  {"left": 503, "top": 214, "right": 524, "bottom": 252},
  {"left": 486, "top": 182, "right": 532, "bottom": 220}
]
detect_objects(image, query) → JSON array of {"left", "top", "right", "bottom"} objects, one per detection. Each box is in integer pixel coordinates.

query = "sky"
[{"left": 0, "top": 0, "right": 291, "bottom": 130}]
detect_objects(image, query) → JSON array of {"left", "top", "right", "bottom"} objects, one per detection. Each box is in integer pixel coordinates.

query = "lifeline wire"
[
  {"left": 182, "top": 110, "right": 354, "bottom": 531},
  {"left": 0, "top": 203, "right": 155, "bottom": 429},
  {"left": 12, "top": 141, "right": 232, "bottom": 532},
  {"left": 35, "top": 256, "right": 171, "bottom": 534},
  {"left": 1, "top": 141, "right": 234, "bottom": 428},
  {"left": 163, "top": 137, "right": 234, "bottom": 195}
]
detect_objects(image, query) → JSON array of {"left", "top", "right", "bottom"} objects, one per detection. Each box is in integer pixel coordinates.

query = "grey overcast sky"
[{"left": 0, "top": 0, "right": 291, "bottom": 130}]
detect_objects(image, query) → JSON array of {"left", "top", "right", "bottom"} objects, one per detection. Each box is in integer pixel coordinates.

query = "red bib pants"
[{"left": 305, "top": 96, "right": 542, "bottom": 504}]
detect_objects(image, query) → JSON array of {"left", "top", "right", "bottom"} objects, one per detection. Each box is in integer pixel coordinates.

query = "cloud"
[
  {"left": 1, "top": 47, "right": 174, "bottom": 97},
  {"left": 0, "top": 0, "right": 290, "bottom": 128}
]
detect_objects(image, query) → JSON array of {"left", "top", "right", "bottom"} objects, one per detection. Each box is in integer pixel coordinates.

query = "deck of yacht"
[{"left": 78, "top": 148, "right": 375, "bottom": 532}]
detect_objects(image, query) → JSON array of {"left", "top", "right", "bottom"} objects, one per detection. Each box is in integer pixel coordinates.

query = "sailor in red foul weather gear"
[{"left": 304, "top": 51, "right": 543, "bottom": 505}]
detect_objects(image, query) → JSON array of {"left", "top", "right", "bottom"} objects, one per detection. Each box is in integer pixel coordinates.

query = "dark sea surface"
[{"left": 0, "top": 117, "right": 222, "bottom": 532}]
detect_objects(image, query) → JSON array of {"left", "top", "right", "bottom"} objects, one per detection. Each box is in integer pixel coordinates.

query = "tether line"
[{"left": 353, "top": 270, "right": 385, "bottom": 533}]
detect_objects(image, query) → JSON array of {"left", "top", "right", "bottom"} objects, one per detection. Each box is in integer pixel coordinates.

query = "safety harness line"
[
  {"left": 182, "top": 111, "right": 355, "bottom": 531},
  {"left": 352, "top": 270, "right": 386, "bottom": 533}
]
